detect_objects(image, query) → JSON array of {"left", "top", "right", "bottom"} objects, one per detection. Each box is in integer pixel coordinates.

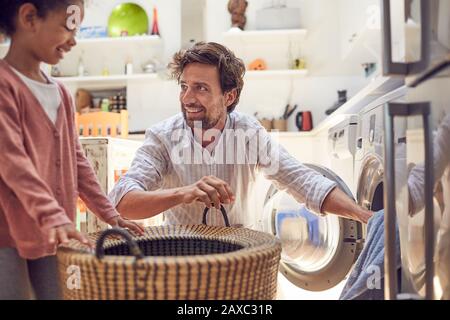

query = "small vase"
[{"left": 151, "top": 7, "right": 160, "bottom": 36}]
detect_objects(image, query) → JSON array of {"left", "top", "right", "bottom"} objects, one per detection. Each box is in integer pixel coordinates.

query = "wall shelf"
[
  {"left": 55, "top": 73, "right": 159, "bottom": 89},
  {"left": 223, "top": 28, "right": 307, "bottom": 42},
  {"left": 75, "top": 35, "right": 162, "bottom": 45},
  {"left": 245, "top": 69, "right": 308, "bottom": 78},
  {"left": 1, "top": 35, "right": 162, "bottom": 50},
  {"left": 222, "top": 28, "right": 308, "bottom": 74}
]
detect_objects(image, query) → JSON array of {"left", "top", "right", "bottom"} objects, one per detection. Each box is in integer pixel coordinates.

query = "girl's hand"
[
  {"left": 48, "top": 223, "right": 93, "bottom": 248},
  {"left": 107, "top": 216, "right": 145, "bottom": 236}
]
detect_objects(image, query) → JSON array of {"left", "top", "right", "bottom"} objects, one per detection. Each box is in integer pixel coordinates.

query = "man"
[{"left": 109, "top": 42, "right": 373, "bottom": 227}]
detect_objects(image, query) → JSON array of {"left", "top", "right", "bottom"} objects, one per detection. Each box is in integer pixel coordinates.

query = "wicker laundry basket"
[{"left": 57, "top": 206, "right": 281, "bottom": 300}]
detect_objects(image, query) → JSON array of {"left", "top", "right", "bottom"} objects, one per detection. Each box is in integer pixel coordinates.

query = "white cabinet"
[
  {"left": 338, "top": 0, "right": 381, "bottom": 65},
  {"left": 386, "top": 0, "right": 423, "bottom": 64}
]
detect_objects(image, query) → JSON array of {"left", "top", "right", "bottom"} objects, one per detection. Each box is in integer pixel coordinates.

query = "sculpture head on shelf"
[{"left": 228, "top": 0, "right": 248, "bottom": 30}]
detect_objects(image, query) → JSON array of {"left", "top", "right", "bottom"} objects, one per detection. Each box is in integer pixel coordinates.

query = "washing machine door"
[{"left": 263, "top": 164, "right": 363, "bottom": 291}]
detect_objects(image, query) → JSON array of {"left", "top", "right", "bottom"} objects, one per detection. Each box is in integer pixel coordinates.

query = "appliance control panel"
[{"left": 328, "top": 115, "right": 359, "bottom": 159}]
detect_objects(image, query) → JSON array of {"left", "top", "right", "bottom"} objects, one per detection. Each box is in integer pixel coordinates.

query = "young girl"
[{"left": 0, "top": 1, "right": 144, "bottom": 300}]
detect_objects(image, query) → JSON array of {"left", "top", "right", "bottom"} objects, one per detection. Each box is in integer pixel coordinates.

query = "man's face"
[
  {"left": 22, "top": 2, "right": 84, "bottom": 65},
  {"left": 179, "top": 63, "right": 235, "bottom": 130}
]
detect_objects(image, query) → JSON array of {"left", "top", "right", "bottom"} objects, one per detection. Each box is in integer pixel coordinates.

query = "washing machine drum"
[{"left": 263, "top": 164, "right": 363, "bottom": 291}]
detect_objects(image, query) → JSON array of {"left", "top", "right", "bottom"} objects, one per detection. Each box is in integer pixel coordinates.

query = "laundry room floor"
[{"left": 276, "top": 273, "right": 346, "bottom": 300}]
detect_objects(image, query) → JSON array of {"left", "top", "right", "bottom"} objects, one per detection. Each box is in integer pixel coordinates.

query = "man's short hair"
[{"left": 169, "top": 42, "right": 246, "bottom": 113}]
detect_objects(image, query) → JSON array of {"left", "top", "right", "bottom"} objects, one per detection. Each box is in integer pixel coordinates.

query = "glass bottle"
[
  {"left": 78, "top": 51, "right": 87, "bottom": 77},
  {"left": 151, "top": 7, "right": 160, "bottom": 36}
]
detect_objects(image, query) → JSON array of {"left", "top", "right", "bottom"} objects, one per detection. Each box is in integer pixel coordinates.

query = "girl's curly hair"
[{"left": 0, "top": 0, "right": 83, "bottom": 36}]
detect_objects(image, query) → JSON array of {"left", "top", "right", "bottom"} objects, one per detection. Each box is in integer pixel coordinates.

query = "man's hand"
[
  {"left": 356, "top": 208, "right": 374, "bottom": 224},
  {"left": 48, "top": 223, "right": 93, "bottom": 248},
  {"left": 179, "top": 176, "right": 235, "bottom": 209},
  {"left": 322, "top": 187, "right": 374, "bottom": 224},
  {"left": 106, "top": 216, "right": 145, "bottom": 236}
]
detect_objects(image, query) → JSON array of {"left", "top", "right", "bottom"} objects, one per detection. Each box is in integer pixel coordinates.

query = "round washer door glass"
[
  {"left": 263, "top": 164, "right": 363, "bottom": 291},
  {"left": 271, "top": 196, "right": 341, "bottom": 273}
]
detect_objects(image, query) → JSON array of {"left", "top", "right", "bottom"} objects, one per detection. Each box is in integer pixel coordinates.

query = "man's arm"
[
  {"left": 108, "top": 128, "right": 171, "bottom": 218},
  {"left": 258, "top": 127, "right": 373, "bottom": 223},
  {"left": 116, "top": 189, "right": 184, "bottom": 220},
  {"left": 108, "top": 128, "right": 235, "bottom": 219},
  {"left": 116, "top": 176, "right": 235, "bottom": 220},
  {"left": 321, "top": 187, "right": 373, "bottom": 224}
]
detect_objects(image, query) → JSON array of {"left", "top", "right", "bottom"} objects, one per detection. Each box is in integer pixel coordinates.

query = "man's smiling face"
[{"left": 179, "top": 62, "right": 234, "bottom": 130}]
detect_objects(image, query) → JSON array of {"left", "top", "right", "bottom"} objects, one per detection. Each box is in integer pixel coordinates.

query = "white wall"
[
  {"left": 181, "top": 0, "right": 207, "bottom": 46},
  {"left": 203, "top": 0, "right": 370, "bottom": 131},
  {"left": 239, "top": 75, "right": 368, "bottom": 131},
  {"left": 126, "top": 79, "right": 181, "bottom": 132},
  {"left": 204, "top": 0, "right": 377, "bottom": 75}
]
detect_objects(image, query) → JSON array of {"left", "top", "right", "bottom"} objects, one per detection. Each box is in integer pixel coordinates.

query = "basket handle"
[
  {"left": 95, "top": 227, "right": 144, "bottom": 260},
  {"left": 202, "top": 205, "right": 230, "bottom": 227}
]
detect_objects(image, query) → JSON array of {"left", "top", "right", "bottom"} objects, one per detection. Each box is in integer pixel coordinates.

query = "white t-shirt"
[{"left": 11, "top": 68, "right": 61, "bottom": 124}]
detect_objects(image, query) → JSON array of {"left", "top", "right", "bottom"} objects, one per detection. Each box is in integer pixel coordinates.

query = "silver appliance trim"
[
  {"left": 381, "top": 0, "right": 431, "bottom": 75},
  {"left": 383, "top": 102, "right": 434, "bottom": 300}
]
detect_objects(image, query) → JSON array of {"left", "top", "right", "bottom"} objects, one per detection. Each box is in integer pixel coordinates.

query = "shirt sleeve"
[
  {"left": 108, "top": 128, "right": 170, "bottom": 208},
  {"left": 256, "top": 127, "right": 337, "bottom": 214},
  {"left": 0, "top": 84, "right": 72, "bottom": 230}
]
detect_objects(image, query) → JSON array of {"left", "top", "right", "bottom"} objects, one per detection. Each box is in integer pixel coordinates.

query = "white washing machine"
[
  {"left": 355, "top": 87, "right": 407, "bottom": 212},
  {"left": 328, "top": 115, "right": 359, "bottom": 197},
  {"left": 355, "top": 104, "right": 386, "bottom": 212},
  {"left": 260, "top": 115, "right": 365, "bottom": 299}
]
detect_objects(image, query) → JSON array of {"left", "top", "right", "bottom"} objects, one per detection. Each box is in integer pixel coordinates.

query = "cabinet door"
[
  {"left": 80, "top": 139, "right": 110, "bottom": 233},
  {"left": 338, "top": 0, "right": 380, "bottom": 62}
]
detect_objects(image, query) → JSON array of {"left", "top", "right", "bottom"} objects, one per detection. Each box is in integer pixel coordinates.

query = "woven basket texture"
[{"left": 57, "top": 224, "right": 281, "bottom": 300}]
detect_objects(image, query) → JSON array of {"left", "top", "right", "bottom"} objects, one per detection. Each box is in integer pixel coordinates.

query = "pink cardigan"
[{"left": 0, "top": 60, "right": 118, "bottom": 259}]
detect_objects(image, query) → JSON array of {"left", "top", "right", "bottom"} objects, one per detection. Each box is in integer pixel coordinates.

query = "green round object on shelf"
[{"left": 107, "top": 3, "right": 149, "bottom": 37}]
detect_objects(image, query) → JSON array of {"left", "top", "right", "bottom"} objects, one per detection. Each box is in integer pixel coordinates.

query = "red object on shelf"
[
  {"left": 295, "top": 111, "right": 313, "bottom": 131},
  {"left": 151, "top": 7, "right": 160, "bottom": 36}
]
